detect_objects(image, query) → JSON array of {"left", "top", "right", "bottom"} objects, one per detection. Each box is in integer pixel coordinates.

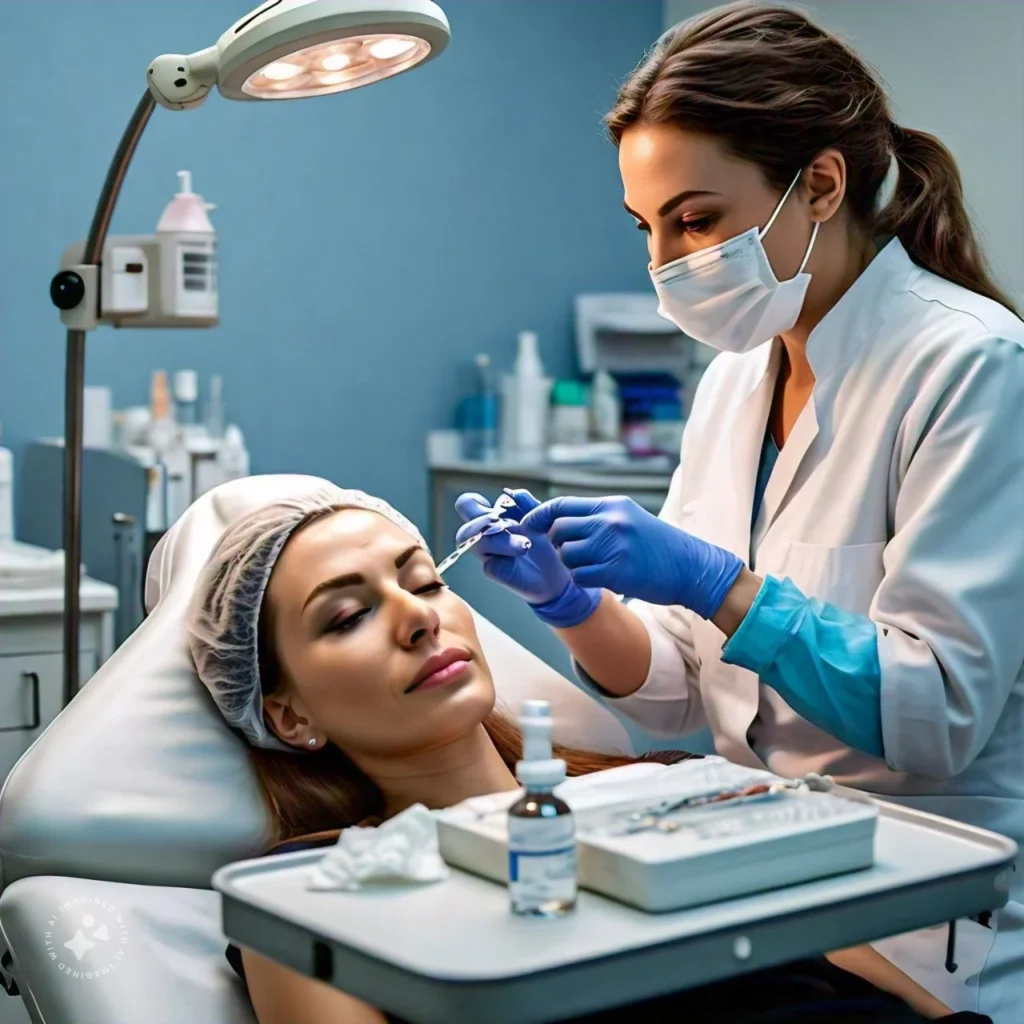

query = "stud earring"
[{"left": 307, "top": 737, "right": 317, "bottom": 748}]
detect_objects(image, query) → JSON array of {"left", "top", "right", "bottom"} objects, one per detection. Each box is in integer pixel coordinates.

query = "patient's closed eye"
[
  {"left": 414, "top": 580, "right": 446, "bottom": 595},
  {"left": 325, "top": 580, "right": 445, "bottom": 634},
  {"left": 327, "top": 608, "right": 369, "bottom": 634}
]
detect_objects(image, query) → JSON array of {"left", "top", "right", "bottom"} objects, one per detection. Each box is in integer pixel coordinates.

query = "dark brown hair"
[
  {"left": 606, "top": 3, "right": 1016, "bottom": 314},
  {"left": 246, "top": 710, "right": 676, "bottom": 846}
]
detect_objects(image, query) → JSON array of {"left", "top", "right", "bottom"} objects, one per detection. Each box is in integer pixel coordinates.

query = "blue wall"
[{"left": 0, "top": 0, "right": 661, "bottom": 531}]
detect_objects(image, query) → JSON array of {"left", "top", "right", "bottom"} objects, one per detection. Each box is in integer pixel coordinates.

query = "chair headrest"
[{"left": 0, "top": 476, "right": 630, "bottom": 890}]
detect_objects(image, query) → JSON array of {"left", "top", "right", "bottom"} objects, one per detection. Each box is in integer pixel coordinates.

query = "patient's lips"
[{"left": 406, "top": 647, "right": 472, "bottom": 693}]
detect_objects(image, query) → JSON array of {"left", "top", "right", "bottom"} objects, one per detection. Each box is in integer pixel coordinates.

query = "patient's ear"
[{"left": 263, "top": 689, "right": 319, "bottom": 750}]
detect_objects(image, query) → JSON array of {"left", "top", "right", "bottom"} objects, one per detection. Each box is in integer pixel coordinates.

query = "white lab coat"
[{"left": 609, "top": 239, "right": 1024, "bottom": 1018}]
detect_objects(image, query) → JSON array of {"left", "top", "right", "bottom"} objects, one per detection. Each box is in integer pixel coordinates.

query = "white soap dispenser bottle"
[{"left": 155, "top": 170, "right": 218, "bottom": 320}]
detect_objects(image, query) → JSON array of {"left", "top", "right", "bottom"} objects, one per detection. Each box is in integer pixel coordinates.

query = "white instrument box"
[{"left": 436, "top": 757, "right": 878, "bottom": 912}]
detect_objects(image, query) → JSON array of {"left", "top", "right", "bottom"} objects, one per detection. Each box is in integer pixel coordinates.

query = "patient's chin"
[
  {"left": 391, "top": 677, "right": 495, "bottom": 757},
  {"left": 423, "top": 668, "right": 494, "bottom": 722}
]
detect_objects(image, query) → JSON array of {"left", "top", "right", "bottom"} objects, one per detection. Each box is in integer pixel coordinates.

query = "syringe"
[{"left": 436, "top": 493, "right": 520, "bottom": 576}]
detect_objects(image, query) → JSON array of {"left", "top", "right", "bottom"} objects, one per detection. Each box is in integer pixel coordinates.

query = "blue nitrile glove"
[
  {"left": 521, "top": 495, "right": 744, "bottom": 620},
  {"left": 454, "top": 489, "right": 601, "bottom": 628}
]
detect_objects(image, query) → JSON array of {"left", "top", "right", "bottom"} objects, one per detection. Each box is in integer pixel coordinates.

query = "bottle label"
[{"left": 508, "top": 815, "right": 577, "bottom": 908}]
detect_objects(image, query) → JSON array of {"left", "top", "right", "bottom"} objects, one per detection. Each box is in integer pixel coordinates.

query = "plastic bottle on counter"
[
  {"left": 173, "top": 369, "right": 200, "bottom": 428},
  {"left": 476, "top": 354, "right": 499, "bottom": 462},
  {"left": 148, "top": 371, "right": 173, "bottom": 447},
  {"left": 217, "top": 425, "right": 250, "bottom": 482},
  {"left": 507, "top": 700, "right": 577, "bottom": 918},
  {"left": 590, "top": 370, "right": 621, "bottom": 443},
  {"left": 149, "top": 369, "right": 191, "bottom": 525},
  {"left": 461, "top": 354, "right": 500, "bottom": 462},
  {"left": 502, "top": 331, "right": 551, "bottom": 462},
  {"left": 550, "top": 380, "right": 591, "bottom": 446}
]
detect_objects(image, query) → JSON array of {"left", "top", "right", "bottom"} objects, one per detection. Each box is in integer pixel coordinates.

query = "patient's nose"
[{"left": 394, "top": 590, "right": 440, "bottom": 648}]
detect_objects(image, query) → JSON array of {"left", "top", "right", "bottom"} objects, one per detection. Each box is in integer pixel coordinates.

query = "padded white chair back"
[{"left": 0, "top": 475, "right": 631, "bottom": 892}]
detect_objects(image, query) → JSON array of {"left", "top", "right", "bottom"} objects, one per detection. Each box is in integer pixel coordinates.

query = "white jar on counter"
[{"left": 550, "top": 380, "right": 591, "bottom": 446}]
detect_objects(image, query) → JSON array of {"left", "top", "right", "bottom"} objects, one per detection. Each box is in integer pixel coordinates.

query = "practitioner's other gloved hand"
[
  {"left": 521, "top": 495, "right": 743, "bottom": 620},
  {"left": 454, "top": 489, "right": 601, "bottom": 627}
]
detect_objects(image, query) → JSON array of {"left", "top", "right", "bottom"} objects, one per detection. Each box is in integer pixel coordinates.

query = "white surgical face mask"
[{"left": 650, "top": 170, "right": 819, "bottom": 354}]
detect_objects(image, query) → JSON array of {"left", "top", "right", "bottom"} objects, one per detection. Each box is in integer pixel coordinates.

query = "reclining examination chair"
[{"left": 0, "top": 475, "right": 636, "bottom": 1024}]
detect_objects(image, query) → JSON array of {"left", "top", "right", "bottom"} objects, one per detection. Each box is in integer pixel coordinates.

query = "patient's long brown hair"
[{"left": 247, "top": 710, "right": 671, "bottom": 848}]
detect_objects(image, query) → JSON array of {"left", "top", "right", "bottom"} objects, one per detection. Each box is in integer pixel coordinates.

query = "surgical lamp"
[{"left": 49, "top": 0, "right": 450, "bottom": 708}]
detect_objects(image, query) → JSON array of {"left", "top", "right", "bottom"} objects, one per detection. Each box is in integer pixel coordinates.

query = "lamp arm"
[{"left": 60, "top": 90, "right": 156, "bottom": 708}]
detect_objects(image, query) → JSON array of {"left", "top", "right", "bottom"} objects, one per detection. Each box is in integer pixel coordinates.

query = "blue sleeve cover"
[{"left": 721, "top": 575, "right": 884, "bottom": 758}]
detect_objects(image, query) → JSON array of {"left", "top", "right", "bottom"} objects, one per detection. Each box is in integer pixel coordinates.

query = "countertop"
[{"left": 0, "top": 541, "right": 118, "bottom": 617}]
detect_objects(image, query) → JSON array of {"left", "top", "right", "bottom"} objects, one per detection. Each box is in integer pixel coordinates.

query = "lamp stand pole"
[{"left": 52, "top": 90, "right": 156, "bottom": 708}]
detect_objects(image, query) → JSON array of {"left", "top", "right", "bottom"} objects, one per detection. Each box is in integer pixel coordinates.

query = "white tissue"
[{"left": 306, "top": 803, "right": 450, "bottom": 891}]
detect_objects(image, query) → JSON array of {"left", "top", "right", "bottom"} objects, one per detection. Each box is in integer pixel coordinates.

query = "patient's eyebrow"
[
  {"left": 303, "top": 573, "right": 364, "bottom": 610},
  {"left": 303, "top": 546, "right": 426, "bottom": 610},
  {"left": 394, "top": 544, "right": 424, "bottom": 569}
]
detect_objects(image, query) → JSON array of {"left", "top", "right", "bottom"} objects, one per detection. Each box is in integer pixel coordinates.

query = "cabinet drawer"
[
  {"left": 0, "top": 655, "right": 57, "bottom": 731},
  {"left": 0, "top": 615, "right": 104, "bottom": 657},
  {"left": 0, "top": 654, "right": 63, "bottom": 778}
]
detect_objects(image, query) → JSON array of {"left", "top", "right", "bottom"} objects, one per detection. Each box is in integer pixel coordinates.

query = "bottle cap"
[
  {"left": 157, "top": 170, "right": 215, "bottom": 234},
  {"left": 516, "top": 758, "right": 567, "bottom": 790},
  {"left": 173, "top": 370, "right": 199, "bottom": 402},
  {"left": 552, "top": 380, "right": 589, "bottom": 406}
]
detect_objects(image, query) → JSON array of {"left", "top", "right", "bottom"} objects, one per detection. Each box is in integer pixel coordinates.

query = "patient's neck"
[{"left": 356, "top": 724, "right": 518, "bottom": 818}]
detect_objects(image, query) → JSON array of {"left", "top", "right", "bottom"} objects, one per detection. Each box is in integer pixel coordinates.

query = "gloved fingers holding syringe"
[
  {"left": 456, "top": 488, "right": 744, "bottom": 624},
  {"left": 452, "top": 489, "right": 602, "bottom": 628}
]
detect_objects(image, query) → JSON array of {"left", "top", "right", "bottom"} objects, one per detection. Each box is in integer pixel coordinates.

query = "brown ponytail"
[
  {"left": 879, "top": 125, "right": 1014, "bottom": 311},
  {"left": 607, "top": 3, "right": 1017, "bottom": 315}
]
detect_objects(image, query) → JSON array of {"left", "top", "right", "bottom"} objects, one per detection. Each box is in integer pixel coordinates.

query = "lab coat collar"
[
  {"left": 726, "top": 237, "right": 915, "bottom": 407},
  {"left": 804, "top": 236, "right": 916, "bottom": 388}
]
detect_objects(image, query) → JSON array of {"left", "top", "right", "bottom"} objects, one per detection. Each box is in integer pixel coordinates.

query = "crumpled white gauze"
[{"left": 306, "top": 803, "right": 450, "bottom": 891}]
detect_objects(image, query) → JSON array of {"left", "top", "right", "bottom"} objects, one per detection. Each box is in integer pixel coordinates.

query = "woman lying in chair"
[{"left": 187, "top": 486, "right": 985, "bottom": 1024}]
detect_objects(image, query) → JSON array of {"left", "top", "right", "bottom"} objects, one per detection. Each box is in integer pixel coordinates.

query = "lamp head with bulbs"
[{"left": 147, "top": 0, "right": 449, "bottom": 110}]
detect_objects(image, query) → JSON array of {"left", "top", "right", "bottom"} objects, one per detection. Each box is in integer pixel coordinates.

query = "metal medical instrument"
[
  {"left": 610, "top": 773, "right": 835, "bottom": 836},
  {"left": 436, "top": 493, "right": 519, "bottom": 576}
]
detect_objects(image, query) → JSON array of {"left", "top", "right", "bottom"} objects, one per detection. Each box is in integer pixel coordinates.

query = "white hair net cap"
[{"left": 187, "top": 485, "right": 426, "bottom": 752}]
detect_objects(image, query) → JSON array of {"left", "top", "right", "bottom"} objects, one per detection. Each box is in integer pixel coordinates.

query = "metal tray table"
[{"left": 213, "top": 799, "right": 1016, "bottom": 1024}]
